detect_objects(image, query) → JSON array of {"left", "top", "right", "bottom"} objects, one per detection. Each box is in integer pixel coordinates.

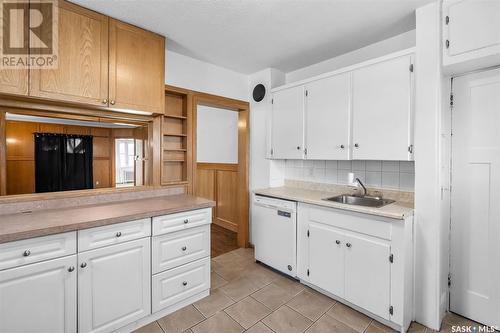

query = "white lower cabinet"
[
  {"left": 298, "top": 203, "right": 414, "bottom": 331},
  {"left": 344, "top": 233, "right": 391, "bottom": 320},
  {"left": 0, "top": 255, "right": 77, "bottom": 333},
  {"left": 78, "top": 238, "right": 151, "bottom": 333}
]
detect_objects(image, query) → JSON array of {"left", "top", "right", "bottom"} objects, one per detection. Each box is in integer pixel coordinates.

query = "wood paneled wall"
[
  {"left": 5, "top": 120, "right": 113, "bottom": 195},
  {"left": 195, "top": 163, "right": 239, "bottom": 232}
]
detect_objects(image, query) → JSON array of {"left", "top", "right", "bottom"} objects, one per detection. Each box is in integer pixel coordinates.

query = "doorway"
[
  {"left": 450, "top": 67, "right": 500, "bottom": 327},
  {"left": 192, "top": 93, "right": 249, "bottom": 257}
]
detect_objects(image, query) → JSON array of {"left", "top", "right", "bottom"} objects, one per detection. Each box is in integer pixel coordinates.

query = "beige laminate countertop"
[
  {"left": 0, "top": 194, "right": 215, "bottom": 244},
  {"left": 254, "top": 187, "right": 414, "bottom": 220}
]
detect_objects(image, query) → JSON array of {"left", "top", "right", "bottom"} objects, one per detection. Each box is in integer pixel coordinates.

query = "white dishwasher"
[{"left": 253, "top": 194, "right": 297, "bottom": 277}]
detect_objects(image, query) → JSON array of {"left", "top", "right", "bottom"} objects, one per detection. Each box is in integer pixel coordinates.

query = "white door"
[
  {"left": 78, "top": 238, "right": 151, "bottom": 333},
  {"left": 271, "top": 85, "right": 305, "bottom": 159},
  {"left": 0, "top": 255, "right": 77, "bottom": 333},
  {"left": 305, "top": 73, "right": 350, "bottom": 160},
  {"left": 344, "top": 233, "right": 390, "bottom": 320},
  {"left": 308, "top": 222, "right": 345, "bottom": 298},
  {"left": 352, "top": 55, "right": 413, "bottom": 160},
  {"left": 450, "top": 68, "right": 500, "bottom": 327},
  {"left": 444, "top": 0, "right": 500, "bottom": 57}
]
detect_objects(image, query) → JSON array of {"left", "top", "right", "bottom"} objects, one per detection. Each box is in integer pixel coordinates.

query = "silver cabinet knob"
[
  {"left": 80, "top": 262, "right": 87, "bottom": 268},
  {"left": 102, "top": 99, "right": 108, "bottom": 104},
  {"left": 23, "top": 250, "right": 31, "bottom": 257},
  {"left": 296, "top": 146, "right": 301, "bottom": 150},
  {"left": 183, "top": 219, "right": 189, "bottom": 224},
  {"left": 340, "top": 145, "right": 345, "bottom": 149},
  {"left": 335, "top": 240, "right": 341, "bottom": 245},
  {"left": 68, "top": 266, "right": 75, "bottom": 272},
  {"left": 354, "top": 143, "right": 359, "bottom": 148},
  {"left": 116, "top": 232, "right": 122, "bottom": 237},
  {"left": 346, "top": 243, "right": 352, "bottom": 248},
  {"left": 181, "top": 246, "right": 187, "bottom": 251},
  {"left": 182, "top": 281, "right": 188, "bottom": 286},
  {"left": 110, "top": 100, "right": 115, "bottom": 105}
]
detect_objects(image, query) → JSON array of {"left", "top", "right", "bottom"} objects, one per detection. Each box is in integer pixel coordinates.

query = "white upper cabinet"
[
  {"left": 271, "top": 85, "right": 305, "bottom": 159},
  {"left": 352, "top": 55, "right": 413, "bottom": 161},
  {"left": 443, "top": 0, "right": 500, "bottom": 73},
  {"left": 305, "top": 73, "right": 350, "bottom": 160}
]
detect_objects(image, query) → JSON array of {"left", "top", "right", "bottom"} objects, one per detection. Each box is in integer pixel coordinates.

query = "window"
[{"left": 115, "top": 138, "right": 135, "bottom": 187}]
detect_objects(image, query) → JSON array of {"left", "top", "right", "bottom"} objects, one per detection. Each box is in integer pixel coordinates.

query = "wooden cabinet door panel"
[
  {"left": 271, "top": 86, "right": 305, "bottom": 159},
  {"left": 109, "top": 19, "right": 165, "bottom": 114},
  {"left": 305, "top": 73, "right": 350, "bottom": 160},
  {"left": 344, "top": 233, "right": 391, "bottom": 320},
  {"left": 352, "top": 55, "right": 412, "bottom": 160},
  {"left": 0, "top": 69, "right": 28, "bottom": 96},
  {"left": 30, "top": 1, "right": 108, "bottom": 106},
  {"left": 0, "top": 255, "right": 77, "bottom": 333},
  {"left": 78, "top": 238, "right": 150, "bottom": 333},
  {"left": 308, "top": 222, "right": 345, "bottom": 298}
]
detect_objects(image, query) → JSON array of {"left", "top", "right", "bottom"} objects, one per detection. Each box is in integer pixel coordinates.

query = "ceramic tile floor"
[{"left": 133, "top": 248, "right": 488, "bottom": 333}]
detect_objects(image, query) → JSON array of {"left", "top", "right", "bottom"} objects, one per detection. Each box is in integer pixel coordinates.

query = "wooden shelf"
[
  {"left": 161, "top": 180, "right": 189, "bottom": 186},
  {"left": 164, "top": 114, "right": 187, "bottom": 119},
  {"left": 163, "top": 159, "right": 185, "bottom": 162},
  {"left": 163, "top": 133, "right": 187, "bottom": 137},
  {"left": 164, "top": 148, "right": 187, "bottom": 152}
]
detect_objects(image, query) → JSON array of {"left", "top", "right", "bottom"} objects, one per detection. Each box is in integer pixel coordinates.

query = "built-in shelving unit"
[{"left": 161, "top": 86, "right": 192, "bottom": 190}]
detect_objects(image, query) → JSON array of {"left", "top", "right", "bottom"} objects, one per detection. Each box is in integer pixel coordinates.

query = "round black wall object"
[{"left": 252, "top": 84, "right": 266, "bottom": 102}]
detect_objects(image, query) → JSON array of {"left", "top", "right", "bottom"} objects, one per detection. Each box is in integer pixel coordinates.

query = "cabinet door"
[
  {"left": 78, "top": 238, "right": 151, "bottom": 333},
  {"left": 305, "top": 73, "right": 350, "bottom": 160},
  {"left": 308, "top": 222, "right": 345, "bottom": 298},
  {"left": 352, "top": 55, "right": 412, "bottom": 160},
  {"left": 109, "top": 19, "right": 165, "bottom": 114},
  {"left": 30, "top": 1, "right": 109, "bottom": 106},
  {"left": 444, "top": 0, "right": 500, "bottom": 58},
  {"left": 0, "top": 255, "right": 77, "bottom": 333},
  {"left": 344, "top": 233, "right": 390, "bottom": 320},
  {"left": 271, "top": 86, "right": 305, "bottom": 159},
  {"left": 0, "top": 69, "right": 28, "bottom": 96}
]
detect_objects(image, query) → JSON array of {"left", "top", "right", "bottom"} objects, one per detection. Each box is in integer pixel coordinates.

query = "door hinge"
[
  {"left": 270, "top": 148, "right": 274, "bottom": 156},
  {"left": 389, "top": 306, "right": 394, "bottom": 316},
  {"left": 307, "top": 269, "right": 310, "bottom": 276},
  {"left": 305, "top": 90, "right": 308, "bottom": 97},
  {"left": 304, "top": 148, "right": 308, "bottom": 156},
  {"left": 408, "top": 145, "right": 413, "bottom": 154},
  {"left": 389, "top": 254, "right": 394, "bottom": 263},
  {"left": 271, "top": 98, "right": 274, "bottom": 104},
  {"left": 448, "top": 273, "right": 452, "bottom": 287},
  {"left": 450, "top": 93, "right": 454, "bottom": 108},
  {"left": 446, "top": 39, "right": 450, "bottom": 49},
  {"left": 445, "top": 16, "right": 449, "bottom": 25},
  {"left": 409, "top": 64, "right": 414, "bottom": 72},
  {"left": 307, "top": 230, "right": 310, "bottom": 237}
]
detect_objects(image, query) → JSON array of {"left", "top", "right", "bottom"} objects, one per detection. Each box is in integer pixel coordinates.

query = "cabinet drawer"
[
  {"left": 0, "top": 232, "right": 76, "bottom": 271},
  {"left": 78, "top": 218, "right": 151, "bottom": 252},
  {"left": 152, "top": 208, "right": 211, "bottom": 236},
  {"left": 152, "top": 257, "right": 210, "bottom": 313},
  {"left": 152, "top": 225, "right": 210, "bottom": 274}
]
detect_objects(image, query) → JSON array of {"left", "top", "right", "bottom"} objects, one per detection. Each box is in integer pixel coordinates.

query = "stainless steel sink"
[{"left": 323, "top": 194, "right": 395, "bottom": 208}]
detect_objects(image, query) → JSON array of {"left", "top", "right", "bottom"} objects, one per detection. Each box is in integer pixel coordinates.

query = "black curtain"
[{"left": 35, "top": 133, "right": 93, "bottom": 193}]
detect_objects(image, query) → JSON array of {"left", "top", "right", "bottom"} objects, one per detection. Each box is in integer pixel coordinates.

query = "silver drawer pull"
[
  {"left": 181, "top": 246, "right": 187, "bottom": 251},
  {"left": 182, "top": 281, "right": 188, "bottom": 286},
  {"left": 80, "top": 262, "right": 87, "bottom": 268},
  {"left": 335, "top": 240, "right": 341, "bottom": 245},
  {"left": 346, "top": 243, "right": 352, "bottom": 248},
  {"left": 23, "top": 250, "right": 31, "bottom": 257},
  {"left": 68, "top": 266, "right": 75, "bottom": 272},
  {"left": 183, "top": 219, "right": 189, "bottom": 224},
  {"left": 116, "top": 232, "right": 122, "bottom": 237}
]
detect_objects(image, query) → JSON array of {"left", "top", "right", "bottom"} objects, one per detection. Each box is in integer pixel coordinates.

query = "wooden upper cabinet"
[
  {"left": 109, "top": 19, "right": 165, "bottom": 114},
  {"left": 30, "top": 1, "right": 109, "bottom": 106}
]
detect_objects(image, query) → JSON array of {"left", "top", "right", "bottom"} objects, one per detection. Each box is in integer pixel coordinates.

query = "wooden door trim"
[
  {"left": 0, "top": 111, "right": 6, "bottom": 195},
  {"left": 192, "top": 92, "right": 250, "bottom": 248}
]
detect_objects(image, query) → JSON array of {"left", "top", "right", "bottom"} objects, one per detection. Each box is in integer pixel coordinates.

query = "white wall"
[
  {"left": 286, "top": 30, "right": 416, "bottom": 83},
  {"left": 414, "top": 2, "right": 444, "bottom": 330},
  {"left": 196, "top": 105, "right": 239, "bottom": 164},
  {"left": 166, "top": 50, "right": 249, "bottom": 101}
]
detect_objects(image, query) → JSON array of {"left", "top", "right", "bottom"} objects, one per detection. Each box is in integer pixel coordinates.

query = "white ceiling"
[{"left": 70, "top": 0, "right": 434, "bottom": 74}]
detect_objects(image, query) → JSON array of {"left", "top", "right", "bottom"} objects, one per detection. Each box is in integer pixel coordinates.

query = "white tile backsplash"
[{"left": 284, "top": 160, "right": 415, "bottom": 191}]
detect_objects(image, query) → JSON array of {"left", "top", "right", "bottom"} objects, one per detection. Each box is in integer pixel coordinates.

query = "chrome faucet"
[{"left": 355, "top": 178, "right": 367, "bottom": 197}]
